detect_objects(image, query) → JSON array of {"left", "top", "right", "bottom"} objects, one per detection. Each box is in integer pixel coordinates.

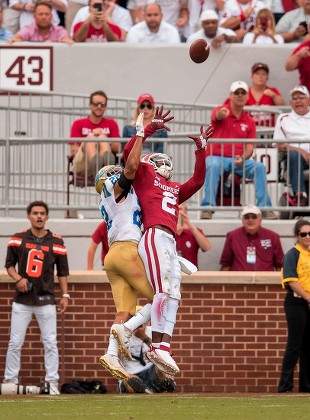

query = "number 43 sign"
[{"left": 0, "top": 46, "right": 53, "bottom": 92}]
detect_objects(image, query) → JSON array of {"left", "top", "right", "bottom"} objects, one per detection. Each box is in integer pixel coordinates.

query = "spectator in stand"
[
  {"left": 127, "top": 0, "right": 188, "bottom": 41},
  {"left": 7, "top": 0, "right": 67, "bottom": 32},
  {"left": 285, "top": 37, "right": 310, "bottom": 92},
  {"left": 200, "top": 81, "right": 277, "bottom": 220},
  {"left": 273, "top": 85, "right": 310, "bottom": 207},
  {"left": 184, "top": 0, "right": 224, "bottom": 40},
  {"left": 70, "top": 90, "right": 120, "bottom": 178},
  {"left": 275, "top": 0, "right": 310, "bottom": 43},
  {"left": 0, "top": 2, "right": 13, "bottom": 41},
  {"left": 73, "top": 0, "right": 121, "bottom": 42},
  {"left": 186, "top": 10, "right": 238, "bottom": 47},
  {"left": 118, "top": 306, "right": 176, "bottom": 394},
  {"left": 220, "top": 205, "right": 284, "bottom": 271},
  {"left": 70, "top": 0, "right": 132, "bottom": 41},
  {"left": 278, "top": 218, "right": 310, "bottom": 393},
  {"left": 243, "top": 8, "right": 284, "bottom": 44},
  {"left": 123, "top": 93, "right": 165, "bottom": 154},
  {"left": 87, "top": 221, "right": 109, "bottom": 270},
  {"left": 271, "top": 0, "right": 298, "bottom": 24},
  {"left": 8, "top": 2, "right": 72, "bottom": 43},
  {"left": 176, "top": 203, "right": 211, "bottom": 269},
  {"left": 125, "top": 3, "right": 181, "bottom": 43},
  {"left": 219, "top": 0, "right": 266, "bottom": 40},
  {"left": 247, "top": 62, "right": 285, "bottom": 127},
  {"left": 65, "top": 0, "right": 88, "bottom": 33}
]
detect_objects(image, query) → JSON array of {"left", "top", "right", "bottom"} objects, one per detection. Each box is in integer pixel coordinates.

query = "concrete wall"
[
  {"left": 1, "top": 43, "right": 298, "bottom": 105},
  {"left": 0, "top": 218, "right": 297, "bottom": 271}
]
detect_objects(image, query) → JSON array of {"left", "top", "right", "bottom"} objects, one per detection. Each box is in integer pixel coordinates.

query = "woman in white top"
[{"left": 243, "top": 8, "right": 284, "bottom": 44}]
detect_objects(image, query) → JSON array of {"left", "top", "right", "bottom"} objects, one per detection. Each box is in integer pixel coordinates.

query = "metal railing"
[{"left": 0, "top": 136, "right": 309, "bottom": 218}]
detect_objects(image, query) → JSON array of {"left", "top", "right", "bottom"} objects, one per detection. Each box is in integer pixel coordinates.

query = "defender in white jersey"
[{"left": 95, "top": 114, "right": 155, "bottom": 385}]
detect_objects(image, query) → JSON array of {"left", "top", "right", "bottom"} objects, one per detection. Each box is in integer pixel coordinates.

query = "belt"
[{"left": 151, "top": 225, "right": 174, "bottom": 236}]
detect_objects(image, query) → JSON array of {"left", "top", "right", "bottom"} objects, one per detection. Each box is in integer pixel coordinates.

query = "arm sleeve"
[
  {"left": 282, "top": 248, "right": 299, "bottom": 286},
  {"left": 179, "top": 149, "right": 206, "bottom": 203}
]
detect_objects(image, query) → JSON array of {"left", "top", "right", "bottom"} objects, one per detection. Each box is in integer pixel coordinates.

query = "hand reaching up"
[
  {"left": 136, "top": 112, "right": 144, "bottom": 137},
  {"left": 188, "top": 124, "right": 214, "bottom": 150},
  {"left": 150, "top": 106, "right": 174, "bottom": 131}
]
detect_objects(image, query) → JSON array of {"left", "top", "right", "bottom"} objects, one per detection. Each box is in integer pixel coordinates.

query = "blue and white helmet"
[
  {"left": 141, "top": 153, "right": 173, "bottom": 180},
  {"left": 95, "top": 165, "right": 123, "bottom": 194}
]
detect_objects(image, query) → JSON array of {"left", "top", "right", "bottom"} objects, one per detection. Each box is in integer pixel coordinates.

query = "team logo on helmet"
[
  {"left": 95, "top": 165, "right": 123, "bottom": 194},
  {"left": 141, "top": 153, "right": 173, "bottom": 180}
]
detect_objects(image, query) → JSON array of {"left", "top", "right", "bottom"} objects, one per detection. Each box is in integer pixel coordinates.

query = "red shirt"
[
  {"left": 91, "top": 222, "right": 109, "bottom": 265},
  {"left": 123, "top": 126, "right": 206, "bottom": 235},
  {"left": 292, "top": 41, "right": 310, "bottom": 92},
  {"left": 247, "top": 86, "right": 281, "bottom": 126},
  {"left": 73, "top": 21, "right": 121, "bottom": 42},
  {"left": 220, "top": 226, "right": 284, "bottom": 271},
  {"left": 69, "top": 117, "right": 120, "bottom": 146},
  {"left": 176, "top": 228, "right": 204, "bottom": 267},
  {"left": 206, "top": 104, "right": 256, "bottom": 157}
]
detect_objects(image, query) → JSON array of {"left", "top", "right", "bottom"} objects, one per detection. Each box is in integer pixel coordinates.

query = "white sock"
[
  {"left": 106, "top": 325, "right": 120, "bottom": 357},
  {"left": 124, "top": 303, "right": 151, "bottom": 331}
]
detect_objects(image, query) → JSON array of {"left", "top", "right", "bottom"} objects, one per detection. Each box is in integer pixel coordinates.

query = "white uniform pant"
[
  {"left": 138, "top": 228, "right": 181, "bottom": 300},
  {"left": 4, "top": 302, "right": 59, "bottom": 384}
]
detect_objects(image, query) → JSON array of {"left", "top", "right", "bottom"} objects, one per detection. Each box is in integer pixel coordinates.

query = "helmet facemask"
[{"left": 142, "top": 153, "right": 173, "bottom": 180}]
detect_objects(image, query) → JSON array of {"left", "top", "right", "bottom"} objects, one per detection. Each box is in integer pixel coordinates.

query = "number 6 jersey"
[{"left": 5, "top": 229, "right": 69, "bottom": 306}]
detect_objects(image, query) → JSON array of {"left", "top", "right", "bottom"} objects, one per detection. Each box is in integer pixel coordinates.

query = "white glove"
[{"left": 136, "top": 112, "right": 144, "bottom": 137}]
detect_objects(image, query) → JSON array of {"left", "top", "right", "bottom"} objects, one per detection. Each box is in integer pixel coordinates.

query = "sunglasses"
[
  {"left": 291, "top": 96, "right": 308, "bottom": 101},
  {"left": 139, "top": 103, "right": 153, "bottom": 110},
  {"left": 243, "top": 214, "right": 258, "bottom": 220},
  {"left": 233, "top": 90, "right": 247, "bottom": 96},
  {"left": 299, "top": 231, "right": 310, "bottom": 237},
  {"left": 91, "top": 101, "right": 106, "bottom": 107}
]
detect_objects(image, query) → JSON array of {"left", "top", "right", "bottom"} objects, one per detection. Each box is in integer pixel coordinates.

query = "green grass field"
[{"left": 1, "top": 394, "right": 310, "bottom": 420}]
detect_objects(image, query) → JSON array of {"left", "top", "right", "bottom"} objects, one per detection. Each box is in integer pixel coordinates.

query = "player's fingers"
[
  {"left": 163, "top": 125, "right": 171, "bottom": 131},
  {"left": 164, "top": 116, "right": 174, "bottom": 123}
]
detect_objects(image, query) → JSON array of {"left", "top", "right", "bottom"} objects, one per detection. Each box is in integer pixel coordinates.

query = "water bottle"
[
  {"left": 0, "top": 383, "right": 41, "bottom": 395},
  {"left": 224, "top": 174, "right": 232, "bottom": 197}
]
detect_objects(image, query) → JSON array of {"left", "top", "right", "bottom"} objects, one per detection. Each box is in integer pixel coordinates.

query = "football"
[{"left": 189, "top": 39, "right": 210, "bottom": 64}]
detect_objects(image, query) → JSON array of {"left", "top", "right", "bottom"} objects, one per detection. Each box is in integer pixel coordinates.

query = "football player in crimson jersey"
[{"left": 123, "top": 107, "right": 213, "bottom": 376}]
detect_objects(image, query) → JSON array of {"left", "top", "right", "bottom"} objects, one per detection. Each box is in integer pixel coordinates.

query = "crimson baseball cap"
[
  {"left": 137, "top": 93, "right": 155, "bottom": 106},
  {"left": 251, "top": 63, "right": 269, "bottom": 74}
]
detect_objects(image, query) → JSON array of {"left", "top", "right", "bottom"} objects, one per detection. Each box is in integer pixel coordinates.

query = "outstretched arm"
[
  {"left": 179, "top": 124, "right": 214, "bottom": 203},
  {"left": 113, "top": 113, "right": 145, "bottom": 199},
  {"left": 123, "top": 106, "right": 174, "bottom": 162}
]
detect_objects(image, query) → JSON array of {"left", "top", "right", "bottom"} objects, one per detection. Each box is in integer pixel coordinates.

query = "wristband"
[
  {"left": 239, "top": 13, "right": 246, "bottom": 22},
  {"left": 16, "top": 277, "right": 23, "bottom": 283},
  {"left": 143, "top": 337, "right": 150, "bottom": 344},
  {"left": 62, "top": 293, "right": 70, "bottom": 299}
]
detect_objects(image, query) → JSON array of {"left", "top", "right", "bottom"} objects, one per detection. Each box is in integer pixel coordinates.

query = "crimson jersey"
[
  {"left": 5, "top": 229, "right": 69, "bottom": 306},
  {"left": 123, "top": 129, "right": 206, "bottom": 235},
  {"left": 69, "top": 117, "right": 120, "bottom": 147}
]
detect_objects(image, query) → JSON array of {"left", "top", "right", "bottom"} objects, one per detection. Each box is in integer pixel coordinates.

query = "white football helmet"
[
  {"left": 95, "top": 165, "right": 123, "bottom": 194},
  {"left": 141, "top": 153, "right": 173, "bottom": 180}
]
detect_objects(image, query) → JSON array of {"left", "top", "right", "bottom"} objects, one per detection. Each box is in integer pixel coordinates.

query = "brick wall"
[{"left": 0, "top": 272, "right": 292, "bottom": 393}]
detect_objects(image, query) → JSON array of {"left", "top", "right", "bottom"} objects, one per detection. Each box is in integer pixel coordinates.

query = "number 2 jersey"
[
  {"left": 98, "top": 173, "right": 142, "bottom": 246},
  {"left": 123, "top": 131, "right": 206, "bottom": 235},
  {"left": 5, "top": 229, "right": 69, "bottom": 306}
]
